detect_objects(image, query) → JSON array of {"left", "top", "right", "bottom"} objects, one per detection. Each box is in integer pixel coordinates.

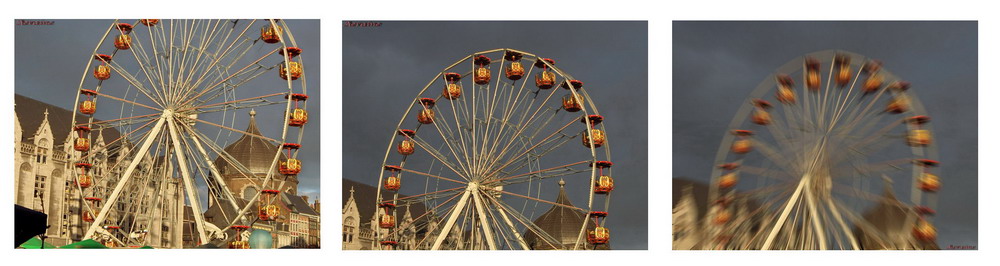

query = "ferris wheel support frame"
[
  {"left": 185, "top": 125, "right": 245, "bottom": 224},
  {"left": 165, "top": 114, "right": 210, "bottom": 243},
  {"left": 492, "top": 197, "right": 531, "bottom": 250},
  {"left": 471, "top": 185, "right": 499, "bottom": 250},
  {"left": 431, "top": 189, "right": 472, "bottom": 250},
  {"left": 84, "top": 115, "right": 166, "bottom": 239}
]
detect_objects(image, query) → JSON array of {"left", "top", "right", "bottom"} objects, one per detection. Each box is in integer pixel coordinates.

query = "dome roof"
[
  {"left": 522, "top": 179, "right": 601, "bottom": 250},
  {"left": 214, "top": 110, "right": 286, "bottom": 176}
]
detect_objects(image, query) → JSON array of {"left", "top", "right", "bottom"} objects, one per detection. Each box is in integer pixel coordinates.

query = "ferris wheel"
[
  {"left": 68, "top": 19, "right": 310, "bottom": 248},
  {"left": 706, "top": 50, "right": 940, "bottom": 250},
  {"left": 373, "top": 48, "right": 614, "bottom": 250}
]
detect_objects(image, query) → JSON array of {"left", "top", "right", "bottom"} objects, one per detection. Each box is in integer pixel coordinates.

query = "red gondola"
[
  {"left": 534, "top": 58, "right": 556, "bottom": 89},
  {"left": 473, "top": 55, "right": 492, "bottom": 85}
]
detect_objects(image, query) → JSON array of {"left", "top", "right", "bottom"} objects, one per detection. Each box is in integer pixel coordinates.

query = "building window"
[{"left": 34, "top": 175, "right": 46, "bottom": 199}]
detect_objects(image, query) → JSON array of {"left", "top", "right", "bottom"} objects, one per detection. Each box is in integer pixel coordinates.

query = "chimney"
[{"left": 301, "top": 195, "right": 309, "bottom": 202}]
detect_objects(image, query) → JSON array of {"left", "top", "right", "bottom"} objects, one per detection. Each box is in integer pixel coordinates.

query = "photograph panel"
[
  {"left": 342, "top": 21, "right": 648, "bottom": 250},
  {"left": 13, "top": 19, "right": 321, "bottom": 249},
  {"left": 672, "top": 21, "right": 977, "bottom": 250}
]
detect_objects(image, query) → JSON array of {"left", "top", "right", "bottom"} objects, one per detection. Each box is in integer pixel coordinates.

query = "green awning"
[
  {"left": 18, "top": 237, "right": 56, "bottom": 249},
  {"left": 59, "top": 239, "right": 109, "bottom": 249}
]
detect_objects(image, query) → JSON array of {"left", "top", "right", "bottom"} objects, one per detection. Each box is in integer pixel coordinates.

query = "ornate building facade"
[{"left": 14, "top": 94, "right": 187, "bottom": 247}]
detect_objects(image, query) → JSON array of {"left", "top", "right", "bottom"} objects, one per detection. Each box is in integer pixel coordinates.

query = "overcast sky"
[
  {"left": 14, "top": 19, "right": 322, "bottom": 201},
  {"left": 343, "top": 21, "right": 648, "bottom": 249},
  {"left": 672, "top": 21, "right": 977, "bottom": 247}
]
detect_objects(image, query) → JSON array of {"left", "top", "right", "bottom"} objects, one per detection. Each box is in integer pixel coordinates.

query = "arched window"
[
  {"left": 343, "top": 217, "right": 356, "bottom": 243},
  {"left": 18, "top": 163, "right": 33, "bottom": 204}
]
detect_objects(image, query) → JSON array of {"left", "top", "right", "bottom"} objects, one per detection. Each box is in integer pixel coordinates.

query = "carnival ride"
[
  {"left": 70, "top": 19, "right": 310, "bottom": 248},
  {"left": 706, "top": 50, "right": 939, "bottom": 250},
  {"left": 373, "top": 49, "right": 614, "bottom": 250}
]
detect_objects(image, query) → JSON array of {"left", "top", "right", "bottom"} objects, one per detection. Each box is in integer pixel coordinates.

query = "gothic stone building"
[{"left": 14, "top": 94, "right": 187, "bottom": 247}]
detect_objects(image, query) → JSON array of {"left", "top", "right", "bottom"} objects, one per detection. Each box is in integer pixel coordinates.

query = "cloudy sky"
[
  {"left": 672, "top": 21, "right": 977, "bottom": 247},
  {"left": 14, "top": 19, "right": 322, "bottom": 201},
  {"left": 343, "top": 21, "right": 648, "bottom": 249}
]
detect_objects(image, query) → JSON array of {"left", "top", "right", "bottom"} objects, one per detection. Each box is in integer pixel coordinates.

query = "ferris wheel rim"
[
  {"left": 704, "top": 49, "right": 940, "bottom": 250},
  {"left": 68, "top": 19, "right": 310, "bottom": 247}
]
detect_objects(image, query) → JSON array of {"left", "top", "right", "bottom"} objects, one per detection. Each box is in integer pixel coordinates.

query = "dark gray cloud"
[
  {"left": 672, "top": 21, "right": 977, "bottom": 247},
  {"left": 343, "top": 21, "right": 648, "bottom": 249},
  {"left": 15, "top": 19, "right": 322, "bottom": 201}
]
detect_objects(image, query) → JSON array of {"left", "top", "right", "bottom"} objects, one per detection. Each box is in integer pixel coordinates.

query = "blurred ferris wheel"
[
  {"left": 69, "top": 19, "right": 310, "bottom": 248},
  {"left": 373, "top": 48, "right": 615, "bottom": 250},
  {"left": 706, "top": 50, "right": 940, "bottom": 250}
]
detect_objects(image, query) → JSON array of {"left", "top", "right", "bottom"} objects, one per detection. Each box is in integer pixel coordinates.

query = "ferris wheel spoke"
[
  {"left": 181, "top": 92, "right": 287, "bottom": 113},
  {"left": 397, "top": 167, "right": 466, "bottom": 185},
  {"left": 120, "top": 44, "right": 171, "bottom": 107},
  {"left": 764, "top": 106, "right": 799, "bottom": 158},
  {"left": 142, "top": 20, "right": 171, "bottom": 104},
  {"left": 80, "top": 112, "right": 159, "bottom": 130},
  {"left": 88, "top": 88, "right": 163, "bottom": 112},
  {"left": 485, "top": 160, "right": 591, "bottom": 186},
  {"left": 833, "top": 158, "right": 911, "bottom": 178},
  {"left": 490, "top": 135, "right": 573, "bottom": 179},
  {"left": 421, "top": 104, "right": 476, "bottom": 177},
  {"left": 175, "top": 20, "right": 213, "bottom": 92},
  {"left": 386, "top": 190, "right": 465, "bottom": 241},
  {"left": 490, "top": 196, "right": 564, "bottom": 250},
  {"left": 479, "top": 73, "right": 534, "bottom": 168},
  {"left": 496, "top": 190, "right": 586, "bottom": 212},
  {"left": 847, "top": 119, "right": 904, "bottom": 150},
  {"left": 409, "top": 136, "right": 473, "bottom": 180},
  {"left": 838, "top": 81, "right": 897, "bottom": 133},
  {"left": 198, "top": 66, "right": 281, "bottom": 107},
  {"left": 741, "top": 165, "right": 795, "bottom": 181},
  {"left": 175, "top": 20, "right": 221, "bottom": 87},
  {"left": 477, "top": 64, "right": 535, "bottom": 174},
  {"left": 487, "top": 83, "right": 564, "bottom": 169},
  {"left": 187, "top": 116, "right": 279, "bottom": 143},
  {"left": 392, "top": 187, "right": 466, "bottom": 207},
  {"left": 830, "top": 198, "right": 894, "bottom": 249},
  {"left": 483, "top": 194, "right": 529, "bottom": 249},
  {"left": 829, "top": 184, "right": 911, "bottom": 209},
  {"left": 443, "top": 86, "right": 477, "bottom": 178},
  {"left": 733, "top": 183, "right": 797, "bottom": 202},
  {"left": 174, "top": 23, "right": 249, "bottom": 102},
  {"left": 178, "top": 121, "right": 248, "bottom": 223},
  {"left": 749, "top": 139, "right": 800, "bottom": 174},
  {"left": 486, "top": 116, "right": 580, "bottom": 178},
  {"left": 179, "top": 47, "right": 279, "bottom": 108},
  {"left": 827, "top": 64, "right": 868, "bottom": 131}
]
